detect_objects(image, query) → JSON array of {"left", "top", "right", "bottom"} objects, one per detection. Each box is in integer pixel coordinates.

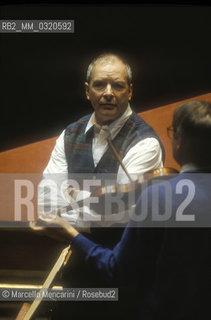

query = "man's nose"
[{"left": 103, "top": 84, "right": 114, "bottom": 98}]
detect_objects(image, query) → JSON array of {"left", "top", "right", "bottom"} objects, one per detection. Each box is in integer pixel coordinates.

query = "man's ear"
[
  {"left": 175, "top": 134, "right": 182, "bottom": 150},
  {"left": 85, "top": 82, "right": 90, "bottom": 100},
  {"left": 172, "top": 133, "right": 182, "bottom": 165},
  {"left": 128, "top": 83, "right": 133, "bottom": 101}
]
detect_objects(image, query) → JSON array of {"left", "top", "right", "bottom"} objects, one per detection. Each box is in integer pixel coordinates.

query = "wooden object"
[{"left": 15, "top": 246, "right": 71, "bottom": 320}]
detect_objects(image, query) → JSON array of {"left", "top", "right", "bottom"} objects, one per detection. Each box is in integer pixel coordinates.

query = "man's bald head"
[{"left": 86, "top": 53, "right": 132, "bottom": 85}]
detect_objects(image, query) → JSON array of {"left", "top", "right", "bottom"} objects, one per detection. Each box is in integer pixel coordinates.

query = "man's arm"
[
  {"left": 38, "top": 130, "right": 79, "bottom": 223},
  {"left": 42, "top": 186, "right": 163, "bottom": 283},
  {"left": 44, "top": 130, "right": 68, "bottom": 174},
  {"left": 40, "top": 131, "right": 163, "bottom": 227},
  {"left": 118, "top": 137, "right": 163, "bottom": 183}
]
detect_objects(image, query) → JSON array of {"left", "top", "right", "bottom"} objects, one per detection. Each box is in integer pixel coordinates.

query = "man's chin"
[{"left": 96, "top": 113, "right": 118, "bottom": 125}]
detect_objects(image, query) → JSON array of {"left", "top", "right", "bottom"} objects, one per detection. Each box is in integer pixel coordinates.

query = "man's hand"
[{"left": 30, "top": 215, "right": 79, "bottom": 242}]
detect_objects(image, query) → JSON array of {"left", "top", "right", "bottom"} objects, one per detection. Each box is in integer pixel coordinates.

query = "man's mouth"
[{"left": 100, "top": 104, "right": 116, "bottom": 109}]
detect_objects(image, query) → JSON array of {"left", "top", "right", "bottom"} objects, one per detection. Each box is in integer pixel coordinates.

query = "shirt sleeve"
[
  {"left": 38, "top": 130, "right": 70, "bottom": 218},
  {"left": 44, "top": 130, "right": 68, "bottom": 174},
  {"left": 117, "top": 137, "right": 163, "bottom": 183},
  {"left": 72, "top": 233, "right": 118, "bottom": 279},
  {"left": 40, "top": 130, "right": 93, "bottom": 229}
]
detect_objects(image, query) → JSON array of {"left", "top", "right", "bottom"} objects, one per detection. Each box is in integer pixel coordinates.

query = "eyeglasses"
[{"left": 167, "top": 126, "right": 174, "bottom": 139}]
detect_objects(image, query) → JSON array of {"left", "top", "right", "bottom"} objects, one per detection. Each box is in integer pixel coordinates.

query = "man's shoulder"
[
  {"left": 131, "top": 111, "right": 152, "bottom": 129},
  {"left": 65, "top": 114, "right": 92, "bottom": 131},
  {"left": 129, "top": 111, "right": 155, "bottom": 131},
  {"left": 127, "top": 111, "right": 161, "bottom": 143},
  {"left": 137, "top": 172, "right": 211, "bottom": 212}
]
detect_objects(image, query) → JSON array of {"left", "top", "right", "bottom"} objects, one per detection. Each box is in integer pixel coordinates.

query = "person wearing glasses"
[{"left": 44, "top": 100, "right": 211, "bottom": 320}]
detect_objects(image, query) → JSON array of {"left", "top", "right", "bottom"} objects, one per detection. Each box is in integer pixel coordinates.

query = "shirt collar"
[
  {"left": 85, "top": 104, "right": 132, "bottom": 137},
  {"left": 180, "top": 163, "right": 211, "bottom": 173}
]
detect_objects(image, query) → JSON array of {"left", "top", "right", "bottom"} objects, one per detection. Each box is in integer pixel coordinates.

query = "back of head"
[{"left": 173, "top": 100, "right": 211, "bottom": 168}]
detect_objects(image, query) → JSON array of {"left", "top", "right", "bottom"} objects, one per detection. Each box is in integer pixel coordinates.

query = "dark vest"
[{"left": 64, "top": 112, "right": 165, "bottom": 176}]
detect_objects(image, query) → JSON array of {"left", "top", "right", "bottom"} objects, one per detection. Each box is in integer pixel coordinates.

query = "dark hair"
[
  {"left": 86, "top": 53, "right": 132, "bottom": 84},
  {"left": 173, "top": 100, "right": 211, "bottom": 167}
]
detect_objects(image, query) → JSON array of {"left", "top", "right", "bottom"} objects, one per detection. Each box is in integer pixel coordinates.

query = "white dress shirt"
[
  {"left": 44, "top": 106, "right": 163, "bottom": 180},
  {"left": 180, "top": 163, "right": 211, "bottom": 172},
  {"left": 39, "top": 106, "right": 163, "bottom": 228}
]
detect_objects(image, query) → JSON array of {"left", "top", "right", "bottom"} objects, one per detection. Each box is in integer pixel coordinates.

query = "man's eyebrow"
[
  {"left": 92, "top": 79, "right": 125, "bottom": 84},
  {"left": 92, "top": 80, "right": 106, "bottom": 86},
  {"left": 113, "top": 81, "right": 125, "bottom": 84}
]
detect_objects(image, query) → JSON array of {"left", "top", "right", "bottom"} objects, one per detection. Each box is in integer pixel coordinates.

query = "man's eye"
[
  {"left": 112, "top": 83, "right": 125, "bottom": 90},
  {"left": 93, "top": 82, "right": 105, "bottom": 89}
]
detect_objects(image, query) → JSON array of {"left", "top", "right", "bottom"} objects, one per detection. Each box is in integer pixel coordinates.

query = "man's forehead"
[{"left": 91, "top": 58, "right": 127, "bottom": 81}]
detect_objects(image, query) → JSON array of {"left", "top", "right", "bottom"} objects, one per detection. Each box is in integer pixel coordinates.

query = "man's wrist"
[{"left": 66, "top": 225, "right": 79, "bottom": 239}]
